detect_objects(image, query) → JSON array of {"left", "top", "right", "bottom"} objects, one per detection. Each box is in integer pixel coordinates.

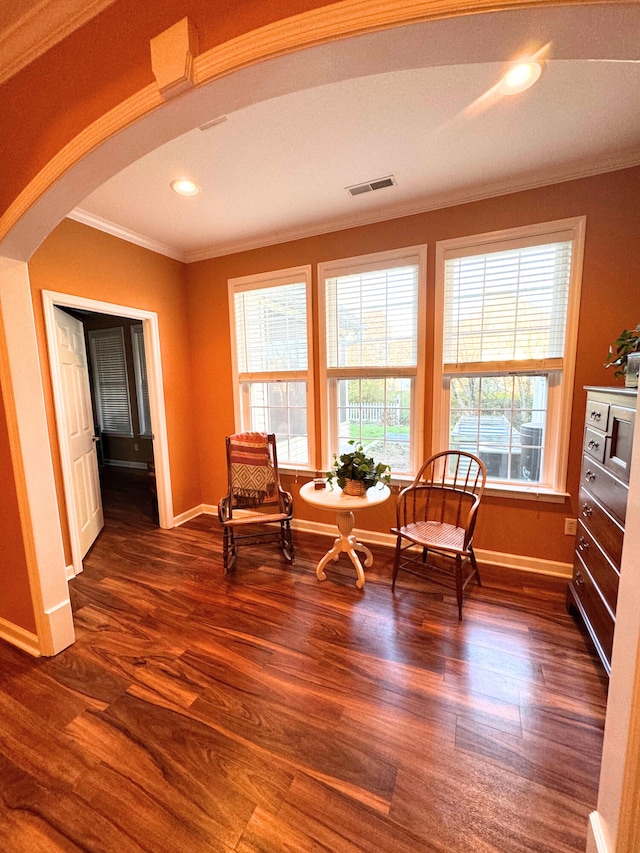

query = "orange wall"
[
  {"left": 187, "top": 165, "right": 640, "bottom": 566},
  {"left": 28, "top": 218, "right": 201, "bottom": 563},
  {"left": 0, "top": 379, "right": 36, "bottom": 632},
  {"left": 0, "top": 0, "right": 330, "bottom": 218}
]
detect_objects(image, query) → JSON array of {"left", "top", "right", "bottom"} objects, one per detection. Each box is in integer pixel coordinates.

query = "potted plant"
[
  {"left": 605, "top": 325, "right": 640, "bottom": 387},
  {"left": 326, "top": 440, "right": 391, "bottom": 496}
]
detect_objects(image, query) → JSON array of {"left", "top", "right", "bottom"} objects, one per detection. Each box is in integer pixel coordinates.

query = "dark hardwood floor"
[{"left": 0, "top": 467, "right": 608, "bottom": 852}]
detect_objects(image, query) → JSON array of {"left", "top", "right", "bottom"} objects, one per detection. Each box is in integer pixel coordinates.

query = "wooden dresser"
[{"left": 567, "top": 386, "right": 636, "bottom": 674}]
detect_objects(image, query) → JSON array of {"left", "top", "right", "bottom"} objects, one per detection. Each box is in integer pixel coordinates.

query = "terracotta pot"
[{"left": 342, "top": 479, "right": 367, "bottom": 496}]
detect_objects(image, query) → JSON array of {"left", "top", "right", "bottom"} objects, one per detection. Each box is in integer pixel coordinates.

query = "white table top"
[{"left": 299, "top": 480, "right": 390, "bottom": 512}]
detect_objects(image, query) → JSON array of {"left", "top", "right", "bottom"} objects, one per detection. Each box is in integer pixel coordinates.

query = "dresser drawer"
[
  {"left": 584, "top": 426, "right": 606, "bottom": 464},
  {"left": 581, "top": 456, "right": 628, "bottom": 524},
  {"left": 603, "top": 404, "right": 635, "bottom": 484},
  {"left": 570, "top": 554, "right": 615, "bottom": 672},
  {"left": 579, "top": 486, "right": 624, "bottom": 567},
  {"left": 576, "top": 520, "right": 620, "bottom": 616},
  {"left": 585, "top": 399, "right": 609, "bottom": 431}
]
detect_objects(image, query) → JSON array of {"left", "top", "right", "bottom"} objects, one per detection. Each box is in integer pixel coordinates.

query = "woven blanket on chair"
[{"left": 229, "top": 433, "right": 276, "bottom": 507}]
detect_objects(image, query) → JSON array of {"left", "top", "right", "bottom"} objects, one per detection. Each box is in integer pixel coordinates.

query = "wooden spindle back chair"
[{"left": 391, "top": 450, "right": 486, "bottom": 618}]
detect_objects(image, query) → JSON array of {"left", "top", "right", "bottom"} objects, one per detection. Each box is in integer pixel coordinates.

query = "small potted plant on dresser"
[
  {"left": 327, "top": 440, "right": 391, "bottom": 496},
  {"left": 605, "top": 324, "right": 640, "bottom": 387}
]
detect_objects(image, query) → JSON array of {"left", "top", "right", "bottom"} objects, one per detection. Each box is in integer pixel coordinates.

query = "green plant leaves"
[
  {"left": 326, "top": 440, "right": 391, "bottom": 490},
  {"left": 605, "top": 324, "right": 640, "bottom": 378}
]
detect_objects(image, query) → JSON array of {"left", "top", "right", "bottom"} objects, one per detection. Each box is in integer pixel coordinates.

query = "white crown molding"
[
  {"left": 67, "top": 209, "right": 187, "bottom": 262},
  {"left": 69, "top": 152, "right": 640, "bottom": 265},
  {"left": 0, "top": 0, "right": 632, "bottom": 262},
  {"left": 0, "top": 0, "right": 117, "bottom": 86},
  {"left": 184, "top": 153, "right": 640, "bottom": 263}
]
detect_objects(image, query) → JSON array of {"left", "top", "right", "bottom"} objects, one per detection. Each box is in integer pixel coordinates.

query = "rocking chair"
[{"left": 218, "top": 432, "right": 294, "bottom": 573}]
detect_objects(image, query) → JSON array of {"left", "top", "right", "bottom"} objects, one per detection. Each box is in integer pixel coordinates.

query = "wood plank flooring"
[{"left": 0, "top": 468, "right": 608, "bottom": 852}]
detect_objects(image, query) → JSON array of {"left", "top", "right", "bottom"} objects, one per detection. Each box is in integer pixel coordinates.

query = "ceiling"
[{"left": 6, "top": 3, "right": 640, "bottom": 264}]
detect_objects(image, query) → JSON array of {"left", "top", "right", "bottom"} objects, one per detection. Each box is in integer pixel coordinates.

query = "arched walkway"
[{"left": 0, "top": 3, "right": 638, "bottom": 848}]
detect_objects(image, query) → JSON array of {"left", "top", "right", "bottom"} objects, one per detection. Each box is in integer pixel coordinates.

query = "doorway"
[{"left": 43, "top": 289, "right": 173, "bottom": 577}]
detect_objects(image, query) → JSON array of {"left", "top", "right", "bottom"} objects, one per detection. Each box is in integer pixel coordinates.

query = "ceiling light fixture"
[
  {"left": 498, "top": 61, "right": 543, "bottom": 95},
  {"left": 170, "top": 179, "right": 201, "bottom": 197}
]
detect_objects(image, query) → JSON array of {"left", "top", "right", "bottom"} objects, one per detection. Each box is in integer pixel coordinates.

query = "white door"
[{"left": 54, "top": 307, "right": 104, "bottom": 557}]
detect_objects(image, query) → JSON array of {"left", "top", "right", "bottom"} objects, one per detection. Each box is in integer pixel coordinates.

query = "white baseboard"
[
  {"left": 474, "top": 548, "right": 572, "bottom": 578},
  {"left": 0, "top": 615, "right": 40, "bottom": 656},
  {"left": 292, "top": 518, "right": 573, "bottom": 577},
  {"left": 65, "top": 563, "right": 76, "bottom": 581},
  {"left": 173, "top": 503, "right": 208, "bottom": 526},
  {"left": 292, "top": 516, "right": 391, "bottom": 546},
  {"left": 588, "top": 812, "right": 609, "bottom": 853},
  {"left": 42, "top": 598, "right": 75, "bottom": 655},
  {"left": 175, "top": 506, "right": 572, "bottom": 578}
]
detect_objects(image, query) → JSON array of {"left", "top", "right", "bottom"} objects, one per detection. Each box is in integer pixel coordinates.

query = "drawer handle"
[
  {"left": 585, "top": 469, "right": 596, "bottom": 482},
  {"left": 578, "top": 536, "right": 589, "bottom": 552},
  {"left": 588, "top": 439, "right": 600, "bottom": 450},
  {"left": 582, "top": 503, "right": 593, "bottom": 517},
  {"left": 575, "top": 570, "right": 585, "bottom": 588},
  {"left": 590, "top": 410, "right": 602, "bottom": 421}
]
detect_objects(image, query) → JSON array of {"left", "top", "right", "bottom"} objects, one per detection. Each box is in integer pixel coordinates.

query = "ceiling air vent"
[{"left": 346, "top": 175, "right": 396, "bottom": 197}]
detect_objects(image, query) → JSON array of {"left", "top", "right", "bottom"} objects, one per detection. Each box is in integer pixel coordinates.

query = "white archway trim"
[
  {"left": 0, "top": 83, "right": 162, "bottom": 260},
  {"left": 42, "top": 291, "right": 174, "bottom": 574},
  {"left": 0, "top": 0, "right": 117, "bottom": 87},
  {"left": 0, "top": 259, "right": 73, "bottom": 656},
  {"left": 0, "top": 0, "right": 615, "bottom": 261}
]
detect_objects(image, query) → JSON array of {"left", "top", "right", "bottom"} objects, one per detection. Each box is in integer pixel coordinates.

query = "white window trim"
[
  {"left": 228, "top": 265, "right": 314, "bottom": 470},
  {"left": 433, "top": 216, "right": 586, "bottom": 498},
  {"left": 318, "top": 245, "right": 427, "bottom": 476}
]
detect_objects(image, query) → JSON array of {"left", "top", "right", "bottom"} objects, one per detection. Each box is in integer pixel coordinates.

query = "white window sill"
[
  {"left": 282, "top": 468, "right": 569, "bottom": 504},
  {"left": 280, "top": 465, "right": 314, "bottom": 477},
  {"left": 388, "top": 474, "right": 568, "bottom": 503},
  {"left": 481, "top": 484, "right": 569, "bottom": 503}
]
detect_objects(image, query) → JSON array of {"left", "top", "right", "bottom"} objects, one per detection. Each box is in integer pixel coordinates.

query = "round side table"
[{"left": 299, "top": 481, "right": 391, "bottom": 589}]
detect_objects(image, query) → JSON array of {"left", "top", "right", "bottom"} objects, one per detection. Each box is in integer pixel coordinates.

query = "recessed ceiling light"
[
  {"left": 170, "top": 179, "right": 201, "bottom": 197},
  {"left": 499, "top": 61, "right": 543, "bottom": 95}
]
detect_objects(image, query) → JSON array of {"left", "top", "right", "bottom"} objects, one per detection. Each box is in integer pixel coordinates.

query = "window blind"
[
  {"left": 131, "top": 325, "right": 151, "bottom": 436},
  {"left": 443, "top": 241, "right": 573, "bottom": 366},
  {"left": 235, "top": 282, "right": 308, "bottom": 374},
  {"left": 325, "top": 265, "right": 418, "bottom": 369},
  {"left": 89, "top": 328, "right": 133, "bottom": 435}
]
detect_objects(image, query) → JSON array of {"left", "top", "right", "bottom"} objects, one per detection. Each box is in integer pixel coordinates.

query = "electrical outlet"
[
  {"left": 564, "top": 518, "right": 577, "bottom": 536},
  {"left": 134, "top": 442, "right": 139, "bottom": 451}
]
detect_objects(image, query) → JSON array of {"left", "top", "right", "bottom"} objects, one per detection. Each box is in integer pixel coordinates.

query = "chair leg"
[
  {"left": 455, "top": 553, "right": 463, "bottom": 620},
  {"left": 392, "top": 535, "right": 402, "bottom": 590},
  {"left": 281, "top": 520, "right": 294, "bottom": 563},
  {"left": 470, "top": 547, "right": 482, "bottom": 586},
  {"left": 222, "top": 527, "right": 229, "bottom": 574},
  {"left": 223, "top": 527, "right": 236, "bottom": 574}
]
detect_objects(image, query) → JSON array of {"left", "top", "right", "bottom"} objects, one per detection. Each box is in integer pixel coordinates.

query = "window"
[
  {"left": 229, "top": 267, "right": 313, "bottom": 467},
  {"left": 131, "top": 324, "right": 152, "bottom": 436},
  {"left": 88, "top": 327, "right": 133, "bottom": 436},
  {"left": 319, "top": 247, "right": 426, "bottom": 476},
  {"left": 434, "top": 218, "right": 585, "bottom": 493}
]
